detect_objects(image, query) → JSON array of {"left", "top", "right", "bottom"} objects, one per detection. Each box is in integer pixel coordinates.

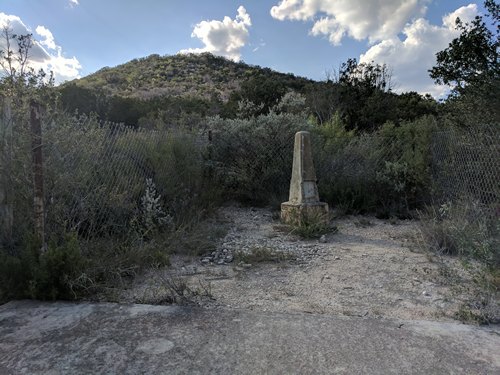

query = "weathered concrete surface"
[
  {"left": 287, "top": 131, "right": 320, "bottom": 204},
  {"left": 1, "top": 301, "right": 499, "bottom": 375},
  {"left": 282, "top": 131, "right": 328, "bottom": 225}
]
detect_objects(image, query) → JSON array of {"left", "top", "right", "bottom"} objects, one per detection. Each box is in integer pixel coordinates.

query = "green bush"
[
  {"left": 418, "top": 201, "right": 499, "bottom": 266},
  {"left": 40, "top": 114, "right": 218, "bottom": 240},
  {"left": 289, "top": 215, "right": 335, "bottom": 239},
  {"left": 210, "top": 111, "right": 310, "bottom": 205},
  {"left": 314, "top": 115, "right": 437, "bottom": 217},
  {"left": 2, "top": 111, "right": 223, "bottom": 303},
  {"left": 0, "top": 233, "right": 86, "bottom": 302}
]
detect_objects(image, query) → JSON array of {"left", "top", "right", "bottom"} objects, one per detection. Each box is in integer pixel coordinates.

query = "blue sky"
[{"left": 0, "top": 0, "right": 488, "bottom": 97}]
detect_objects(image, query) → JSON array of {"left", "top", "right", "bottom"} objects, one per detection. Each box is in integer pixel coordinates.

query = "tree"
[
  {"left": 429, "top": 0, "right": 499, "bottom": 92},
  {"left": 0, "top": 25, "right": 55, "bottom": 249},
  {"left": 0, "top": 25, "right": 55, "bottom": 102},
  {"left": 338, "top": 58, "right": 393, "bottom": 93},
  {"left": 429, "top": 1, "right": 499, "bottom": 125},
  {"left": 0, "top": 26, "right": 32, "bottom": 83},
  {"left": 314, "top": 58, "right": 397, "bottom": 131}
]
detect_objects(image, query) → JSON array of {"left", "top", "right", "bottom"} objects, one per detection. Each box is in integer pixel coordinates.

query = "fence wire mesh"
[
  {"left": 1, "top": 102, "right": 498, "bottom": 256},
  {"left": 1, "top": 110, "right": 208, "bottom": 248},
  {"left": 431, "top": 125, "right": 499, "bottom": 218}
]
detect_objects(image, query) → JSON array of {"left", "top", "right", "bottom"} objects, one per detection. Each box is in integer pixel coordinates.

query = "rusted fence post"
[
  {"left": 30, "top": 100, "right": 45, "bottom": 250},
  {"left": 0, "top": 97, "right": 13, "bottom": 246},
  {"left": 207, "top": 129, "right": 213, "bottom": 180}
]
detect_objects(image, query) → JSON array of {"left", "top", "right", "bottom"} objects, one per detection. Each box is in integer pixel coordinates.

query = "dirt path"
[{"left": 126, "top": 205, "right": 497, "bottom": 323}]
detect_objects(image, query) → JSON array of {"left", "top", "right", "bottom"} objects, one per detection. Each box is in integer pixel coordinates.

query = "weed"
[
  {"left": 455, "top": 302, "right": 497, "bottom": 325},
  {"left": 135, "top": 273, "right": 213, "bottom": 305},
  {"left": 435, "top": 258, "right": 499, "bottom": 325},
  {"left": 289, "top": 216, "right": 335, "bottom": 239},
  {"left": 389, "top": 216, "right": 399, "bottom": 225},
  {"left": 354, "top": 217, "right": 373, "bottom": 227},
  {"left": 281, "top": 207, "right": 333, "bottom": 239},
  {"left": 417, "top": 201, "right": 499, "bottom": 266}
]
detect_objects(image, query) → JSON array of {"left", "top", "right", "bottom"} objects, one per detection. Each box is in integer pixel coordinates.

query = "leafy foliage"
[
  {"left": 59, "top": 53, "right": 439, "bottom": 131},
  {"left": 429, "top": 0, "right": 500, "bottom": 126},
  {"left": 210, "top": 109, "right": 309, "bottom": 205},
  {"left": 429, "top": 0, "right": 499, "bottom": 92},
  {"left": 0, "top": 233, "right": 86, "bottom": 301},
  {"left": 314, "top": 115, "right": 438, "bottom": 217}
]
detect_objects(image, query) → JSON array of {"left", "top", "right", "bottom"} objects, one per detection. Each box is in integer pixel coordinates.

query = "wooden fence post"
[{"left": 30, "top": 100, "right": 45, "bottom": 250}]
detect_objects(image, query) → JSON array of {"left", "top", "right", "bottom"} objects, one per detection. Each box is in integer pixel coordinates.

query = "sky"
[{"left": 0, "top": 0, "right": 489, "bottom": 98}]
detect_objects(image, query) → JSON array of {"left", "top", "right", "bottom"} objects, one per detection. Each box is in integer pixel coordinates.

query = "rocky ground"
[{"left": 124, "top": 204, "right": 498, "bottom": 323}]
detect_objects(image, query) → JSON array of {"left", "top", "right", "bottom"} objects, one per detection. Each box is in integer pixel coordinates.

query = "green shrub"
[
  {"left": 289, "top": 218, "right": 335, "bottom": 239},
  {"left": 314, "top": 115, "right": 437, "bottom": 217},
  {"left": 0, "top": 233, "right": 86, "bottom": 302},
  {"left": 210, "top": 111, "right": 310, "bottom": 205},
  {"left": 418, "top": 200, "right": 499, "bottom": 266}
]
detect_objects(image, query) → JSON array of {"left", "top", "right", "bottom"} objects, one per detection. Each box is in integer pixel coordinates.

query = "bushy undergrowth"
[
  {"left": 1, "top": 97, "right": 497, "bottom": 303},
  {"left": 0, "top": 234, "right": 86, "bottom": 301},
  {"left": 418, "top": 200, "right": 499, "bottom": 266},
  {"left": 313, "top": 114, "right": 437, "bottom": 217},
  {"left": 209, "top": 110, "right": 309, "bottom": 205},
  {"left": 209, "top": 108, "right": 439, "bottom": 219},
  {"left": 0, "top": 113, "right": 221, "bottom": 303}
]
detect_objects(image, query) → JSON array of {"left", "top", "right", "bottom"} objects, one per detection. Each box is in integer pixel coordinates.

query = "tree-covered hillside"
[
  {"left": 63, "top": 53, "right": 314, "bottom": 101},
  {"left": 59, "top": 53, "right": 438, "bottom": 129}
]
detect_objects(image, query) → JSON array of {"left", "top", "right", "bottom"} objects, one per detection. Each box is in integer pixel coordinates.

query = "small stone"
[
  {"left": 217, "top": 259, "right": 225, "bottom": 265},
  {"left": 334, "top": 256, "right": 341, "bottom": 260},
  {"left": 201, "top": 258, "right": 210, "bottom": 264},
  {"left": 242, "top": 263, "right": 252, "bottom": 269},
  {"left": 324, "top": 275, "right": 331, "bottom": 279},
  {"left": 225, "top": 255, "right": 234, "bottom": 263},
  {"left": 422, "top": 290, "right": 431, "bottom": 297},
  {"left": 319, "top": 235, "right": 327, "bottom": 243}
]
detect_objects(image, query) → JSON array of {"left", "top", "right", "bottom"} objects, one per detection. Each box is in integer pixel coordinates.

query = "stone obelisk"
[{"left": 281, "top": 131, "right": 329, "bottom": 225}]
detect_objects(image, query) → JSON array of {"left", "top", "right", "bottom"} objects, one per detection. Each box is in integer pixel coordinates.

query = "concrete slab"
[{"left": 1, "top": 301, "right": 499, "bottom": 374}]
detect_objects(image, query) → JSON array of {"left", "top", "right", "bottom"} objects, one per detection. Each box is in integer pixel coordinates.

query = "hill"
[
  {"left": 59, "top": 53, "right": 320, "bottom": 126},
  {"left": 59, "top": 53, "right": 438, "bottom": 129},
  {"left": 63, "top": 53, "right": 315, "bottom": 102}
]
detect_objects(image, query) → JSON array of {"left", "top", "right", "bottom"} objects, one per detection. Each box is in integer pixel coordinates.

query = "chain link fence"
[
  {"left": 1, "top": 102, "right": 498, "bottom": 262},
  {"left": 431, "top": 125, "right": 499, "bottom": 215},
  {"left": 422, "top": 124, "right": 499, "bottom": 264},
  {"left": 1, "top": 106, "right": 210, "bottom": 251}
]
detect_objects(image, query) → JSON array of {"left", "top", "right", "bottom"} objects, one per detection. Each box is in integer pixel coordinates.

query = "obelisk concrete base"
[
  {"left": 281, "top": 201, "right": 329, "bottom": 226},
  {"left": 281, "top": 131, "right": 329, "bottom": 226}
]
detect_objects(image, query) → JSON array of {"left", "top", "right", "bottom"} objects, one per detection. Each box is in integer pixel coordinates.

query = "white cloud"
[
  {"left": 360, "top": 4, "right": 478, "bottom": 97},
  {"left": 270, "top": 1, "right": 480, "bottom": 97},
  {"left": 271, "top": 0, "right": 430, "bottom": 45},
  {"left": 36, "top": 25, "right": 56, "bottom": 50},
  {"left": 179, "top": 6, "right": 251, "bottom": 61},
  {"left": 69, "top": 0, "right": 79, "bottom": 7},
  {"left": 0, "top": 12, "right": 81, "bottom": 83}
]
